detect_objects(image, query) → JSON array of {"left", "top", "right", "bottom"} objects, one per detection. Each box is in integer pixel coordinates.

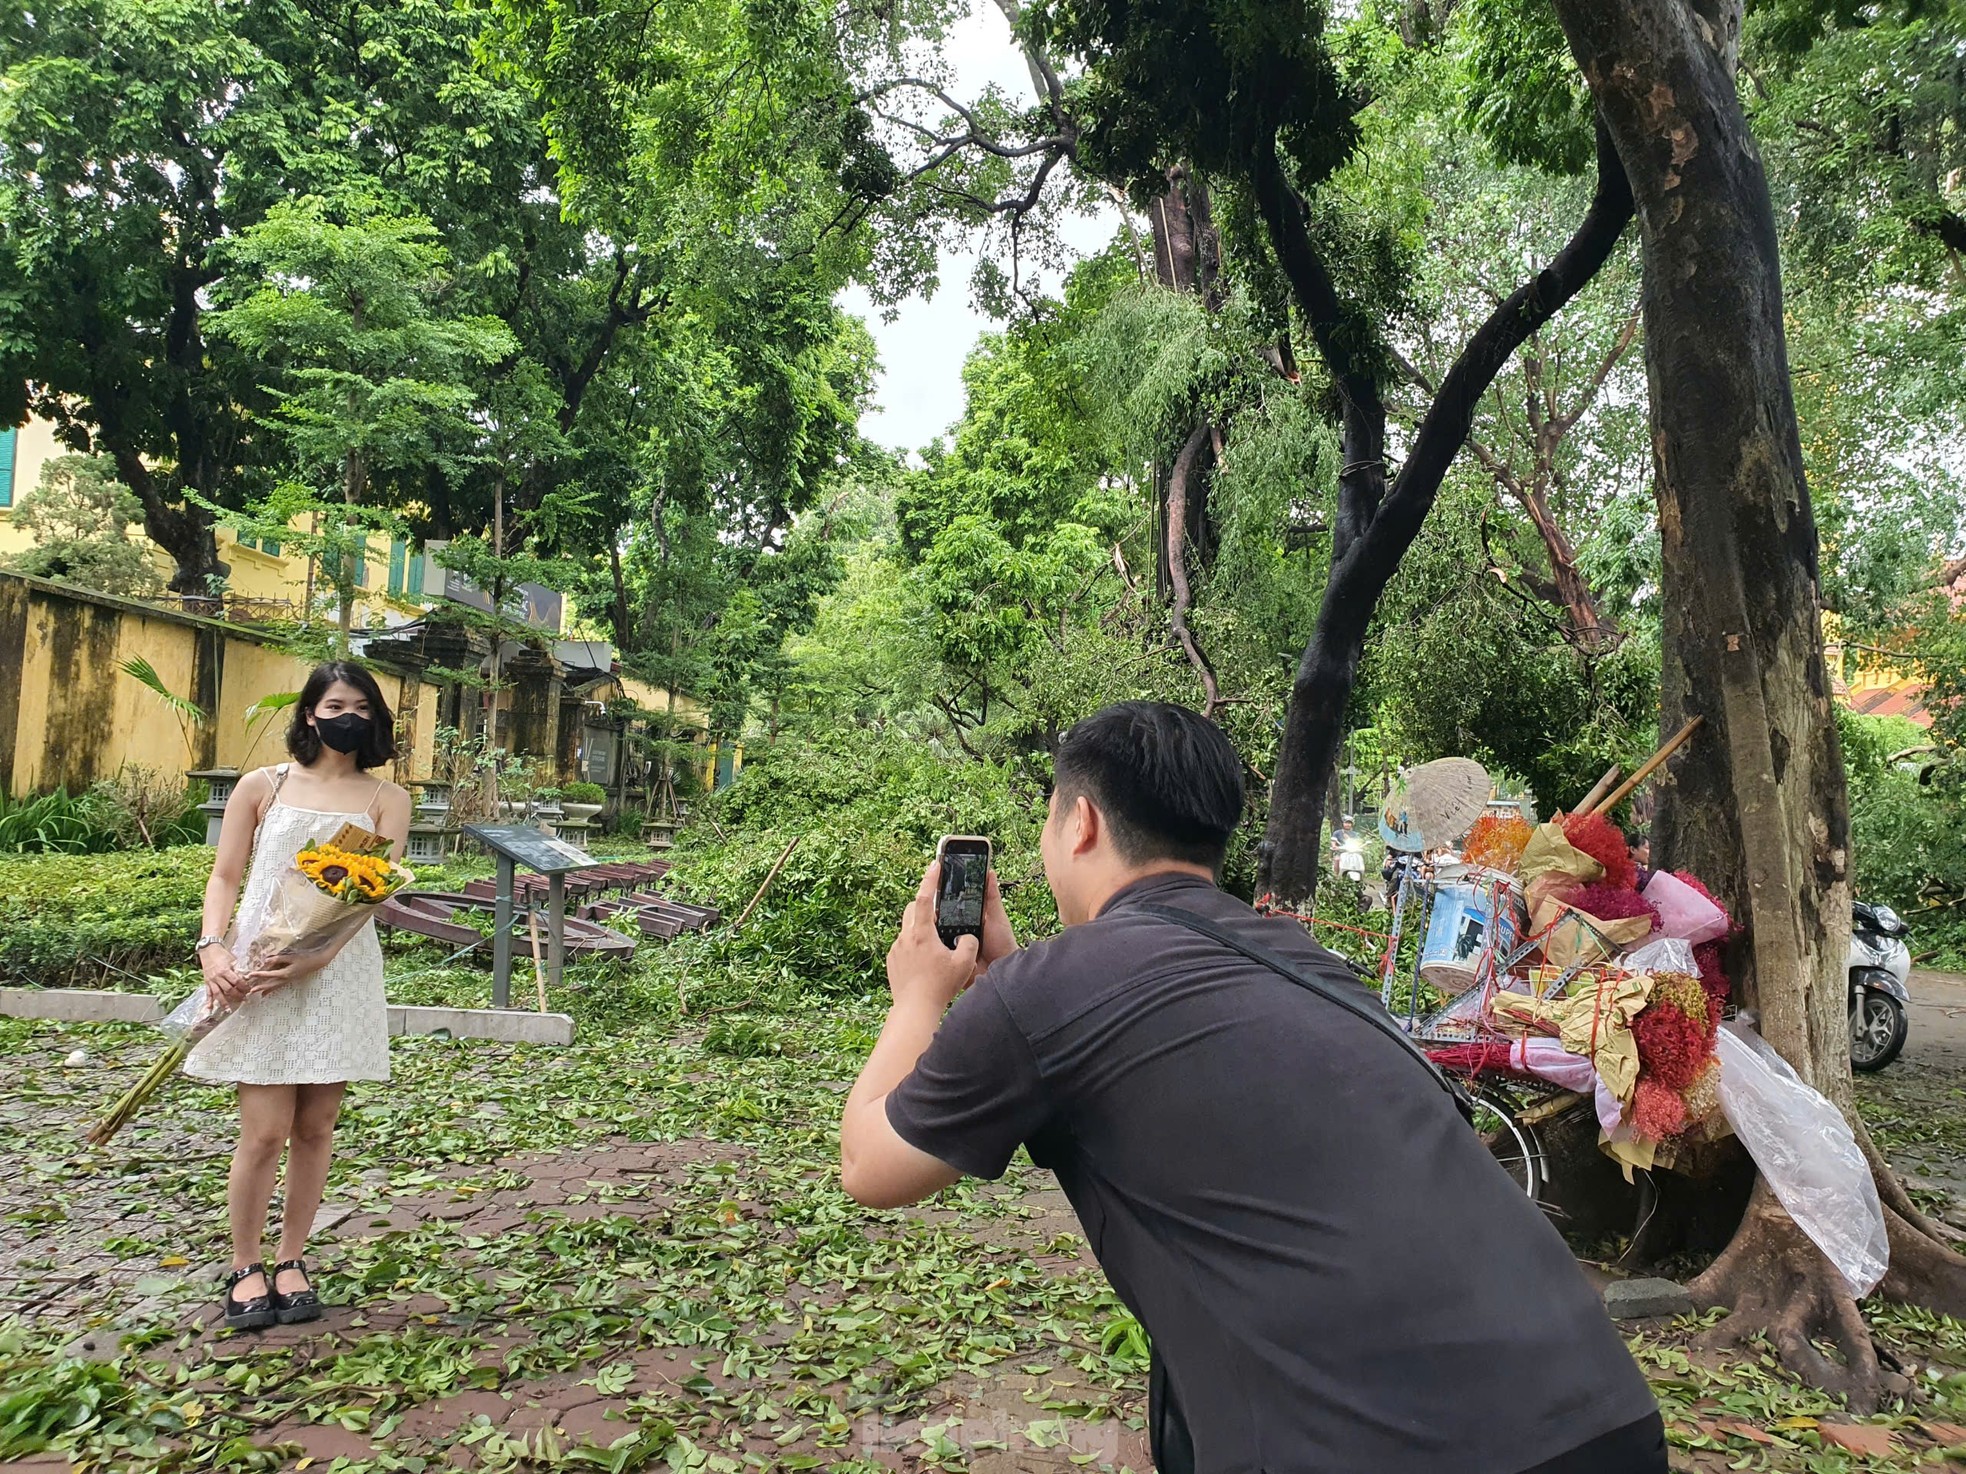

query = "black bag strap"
[{"left": 1135, "top": 902, "right": 1474, "bottom": 1121}]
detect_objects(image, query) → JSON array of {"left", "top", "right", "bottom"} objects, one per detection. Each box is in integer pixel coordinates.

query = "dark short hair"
[
  {"left": 1053, "top": 701, "right": 1245, "bottom": 869},
  {"left": 287, "top": 661, "right": 398, "bottom": 770}
]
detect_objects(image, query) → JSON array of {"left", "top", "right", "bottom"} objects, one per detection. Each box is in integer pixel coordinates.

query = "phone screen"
[{"left": 935, "top": 838, "right": 991, "bottom": 943}]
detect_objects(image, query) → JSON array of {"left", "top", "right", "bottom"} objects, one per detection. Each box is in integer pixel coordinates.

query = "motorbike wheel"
[{"left": 1850, "top": 991, "right": 1908, "bottom": 1072}]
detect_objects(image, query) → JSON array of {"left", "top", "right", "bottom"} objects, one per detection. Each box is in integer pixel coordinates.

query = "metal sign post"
[{"left": 462, "top": 824, "right": 593, "bottom": 1008}]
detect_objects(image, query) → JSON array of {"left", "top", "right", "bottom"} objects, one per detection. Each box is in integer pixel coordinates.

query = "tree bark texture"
[
  {"left": 1551, "top": 0, "right": 1843, "bottom": 1086},
  {"left": 1253, "top": 124, "right": 1634, "bottom": 903},
  {"left": 1148, "top": 163, "right": 1224, "bottom": 307},
  {"left": 1553, "top": 0, "right": 1966, "bottom": 1399}
]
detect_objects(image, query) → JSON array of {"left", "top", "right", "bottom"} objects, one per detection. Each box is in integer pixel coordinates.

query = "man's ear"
[{"left": 1071, "top": 794, "right": 1101, "bottom": 858}]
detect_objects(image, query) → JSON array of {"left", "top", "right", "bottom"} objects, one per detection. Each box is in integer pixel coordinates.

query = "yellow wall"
[
  {"left": 0, "top": 416, "right": 97, "bottom": 560},
  {"left": 0, "top": 571, "right": 439, "bottom": 795},
  {"left": 617, "top": 675, "right": 709, "bottom": 731}
]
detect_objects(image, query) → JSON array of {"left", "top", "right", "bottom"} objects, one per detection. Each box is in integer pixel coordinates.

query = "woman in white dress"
[{"left": 187, "top": 662, "right": 412, "bottom": 1329}]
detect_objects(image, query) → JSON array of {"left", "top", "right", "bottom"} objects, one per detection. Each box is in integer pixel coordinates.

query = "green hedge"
[
  {"left": 668, "top": 731, "right": 1055, "bottom": 995},
  {"left": 0, "top": 849, "right": 208, "bottom": 987}
]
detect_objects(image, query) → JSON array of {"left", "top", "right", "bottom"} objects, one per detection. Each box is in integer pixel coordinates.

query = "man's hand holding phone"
[
  {"left": 888, "top": 862, "right": 983, "bottom": 1011},
  {"left": 976, "top": 869, "right": 1018, "bottom": 978}
]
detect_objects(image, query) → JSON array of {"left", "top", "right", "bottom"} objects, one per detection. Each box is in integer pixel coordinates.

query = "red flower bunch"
[
  {"left": 1570, "top": 883, "right": 1660, "bottom": 932},
  {"left": 1694, "top": 940, "right": 1730, "bottom": 1009},
  {"left": 1632, "top": 972, "right": 1714, "bottom": 1091},
  {"left": 1632, "top": 1077, "right": 1689, "bottom": 1139},
  {"left": 1560, "top": 811, "right": 1636, "bottom": 890}
]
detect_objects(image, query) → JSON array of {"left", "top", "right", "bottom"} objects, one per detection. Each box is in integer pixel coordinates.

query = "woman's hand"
[
  {"left": 199, "top": 944, "right": 250, "bottom": 1008},
  {"left": 244, "top": 950, "right": 324, "bottom": 993}
]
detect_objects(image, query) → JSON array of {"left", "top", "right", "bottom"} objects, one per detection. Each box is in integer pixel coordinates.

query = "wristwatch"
[{"left": 195, "top": 935, "right": 226, "bottom": 953}]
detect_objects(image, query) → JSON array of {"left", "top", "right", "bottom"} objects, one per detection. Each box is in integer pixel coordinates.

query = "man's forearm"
[{"left": 844, "top": 995, "right": 944, "bottom": 1121}]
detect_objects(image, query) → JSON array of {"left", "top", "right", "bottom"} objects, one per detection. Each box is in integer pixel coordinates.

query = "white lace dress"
[{"left": 184, "top": 783, "right": 392, "bottom": 1086}]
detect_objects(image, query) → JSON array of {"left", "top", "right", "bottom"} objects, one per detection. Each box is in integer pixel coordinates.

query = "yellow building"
[
  {"left": 0, "top": 415, "right": 64, "bottom": 560},
  {"left": 3, "top": 414, "right": 747, "bottom": 797},
  {"left": 1, "top": 413, "right": 551, "bottom": 631}
]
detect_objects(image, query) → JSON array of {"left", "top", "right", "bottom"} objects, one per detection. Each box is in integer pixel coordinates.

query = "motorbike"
[
  {"left": 1335, "top": 836, "right": 1366, "bottom": 885},
  {"left": 1848, "top": 900, "right": 1912, "bottom": 1072}
]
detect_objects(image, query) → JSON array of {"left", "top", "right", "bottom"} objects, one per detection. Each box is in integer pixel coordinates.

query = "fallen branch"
[{"left": 732, "top": 835, "right": 802, "bottom": 933}]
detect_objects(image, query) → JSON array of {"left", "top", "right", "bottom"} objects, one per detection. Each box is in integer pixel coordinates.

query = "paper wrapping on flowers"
[
  {"left": 1490, "top": 970, "right": 1652, "bottom": 1103},
  {"left": 1515, "top": 821, "right": 1602, "bottom": 892},
  {"left": 1640, "top": 870, "right": 1731, "bottom": 945},
  {"left": 234, "top": 872, "right": 374, "bottom": 971},
  {"left": 1530, "top": 899, "right": 1656, "bottom": 970},
  {"left": 231, "top": 842, "right": 414, "bottom": 974}
]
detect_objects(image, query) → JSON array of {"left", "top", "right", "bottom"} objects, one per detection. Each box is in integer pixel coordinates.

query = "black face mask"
[{"left": 314, "top": 712, "right": 372, "bottom": 754}]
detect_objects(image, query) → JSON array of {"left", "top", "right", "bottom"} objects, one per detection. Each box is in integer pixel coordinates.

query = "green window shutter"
[
  {"left": 263, "top": 537, "right": 281, "bottom": 558},
  {"left": 407, "top": 545, "right": 425, "bottom": 596},
  {"left": 388, "top": 538, "right": 406, "bottom": 594},
  {"left": 0, "top": 426, "right": 15, "bottom": 509},
  {"left": 351, "top": 549, "right": 367, "bottom": 587}
]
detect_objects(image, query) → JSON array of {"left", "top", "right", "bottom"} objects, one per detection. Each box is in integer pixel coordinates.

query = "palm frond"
[
  {"left": 245, "top": 691, "right": 301, "bottom": 723},
  {"left": 119, "top": 656, "right": 208, "bottom": 723}
]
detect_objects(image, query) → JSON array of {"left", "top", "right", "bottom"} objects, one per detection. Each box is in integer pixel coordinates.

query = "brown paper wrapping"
[{"left": 1531, "top": 899, "right": 1655, "bottom": 970}]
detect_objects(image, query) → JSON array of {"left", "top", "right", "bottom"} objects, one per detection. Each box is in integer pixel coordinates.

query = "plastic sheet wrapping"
[
  {"left": 161, "top": 985, "right": 234, "bottom": 1043},
  {"left": 1715, "top": 1022, "right": 1889, "bottom": 1297},
  {"left": 1624, "top": 937, "right": 1698, "bottom": 977},
  {"left": 234, "top": 863, "right": 384, "bottom": 973}
]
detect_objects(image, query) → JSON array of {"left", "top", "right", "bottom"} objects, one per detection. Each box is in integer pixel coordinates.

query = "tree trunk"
[
  {"left": 340, "top": 445, "right": 366, "bottom": 642},
  {"left": 112, "top": 451, "right": 224, "bottom": 598},
  {"left": 1165, "top": 421, "right": 1220, "bottom": 714},
  {"left": 1254, "top": 122, "right": 1634, "bottom": 903},
  {"left": 1552, "top": 0, "right": 1966, "bottom": 1404},
  {"left": 1147, "top": 162, "right": 1224, "bottom": 306}
]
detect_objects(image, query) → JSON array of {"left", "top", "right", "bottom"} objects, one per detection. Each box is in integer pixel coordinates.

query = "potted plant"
[{"left": 561, "top": 781, "right": 607, "bottom": 821}]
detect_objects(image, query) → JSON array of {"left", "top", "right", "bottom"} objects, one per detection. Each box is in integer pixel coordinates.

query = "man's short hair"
[{"left": 1053, "top": 701, "right": 1245, "bottom": 870}]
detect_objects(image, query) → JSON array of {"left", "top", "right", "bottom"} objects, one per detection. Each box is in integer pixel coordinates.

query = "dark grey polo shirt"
[{"left": 887, "top": 872, "right": 1656, "bottom": 1474}]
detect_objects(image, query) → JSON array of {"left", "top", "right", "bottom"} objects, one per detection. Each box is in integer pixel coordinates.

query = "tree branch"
[
  {"left": 1165, "top": 421, "right": 1220, "bottom": 715},
  {"left": 1368, "top": 113, "right": 1635, "bottom": 556}
]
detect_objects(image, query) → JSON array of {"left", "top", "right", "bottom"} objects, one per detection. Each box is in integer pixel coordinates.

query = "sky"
[{"left": 838, "top": 6, "right": 1120, "bottom": 457}]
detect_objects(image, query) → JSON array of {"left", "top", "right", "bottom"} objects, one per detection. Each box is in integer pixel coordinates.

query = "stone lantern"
[{"left": 186, "top": 767, "right": 241, "bottom": 845}]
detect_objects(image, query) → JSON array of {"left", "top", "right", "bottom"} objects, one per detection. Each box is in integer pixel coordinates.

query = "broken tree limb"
[
  {"left": 527, "top": 907, "right": 549, "bottom": 1013},
  {"left": 732, "top": 835, "right": 802, "bottom": 933}
]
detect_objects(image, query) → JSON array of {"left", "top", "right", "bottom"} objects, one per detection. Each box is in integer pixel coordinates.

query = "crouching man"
[{"left": 840, "top": 701, "right": 1665, "bottom": 1474}]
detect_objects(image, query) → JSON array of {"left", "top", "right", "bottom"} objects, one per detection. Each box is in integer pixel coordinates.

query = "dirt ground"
[{"left": 4, "top": 975, "right": 1966, "bottom": 1472}]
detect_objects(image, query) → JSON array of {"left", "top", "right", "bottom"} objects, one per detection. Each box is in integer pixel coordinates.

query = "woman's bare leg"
[
  {"left": 274, "top": 1081, "right": 347, "bottom": 1291},
  {"left": 229, "top": 1084, "right": 297, "bottom": 1297}
]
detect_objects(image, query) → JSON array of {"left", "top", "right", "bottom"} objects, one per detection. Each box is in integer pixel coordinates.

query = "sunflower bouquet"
[
  {"left": 86, "top": 829, "right": 413, "bottom": 1146},
  {"left": 228, "top": 832, "right": 413, "bottom": 977}
]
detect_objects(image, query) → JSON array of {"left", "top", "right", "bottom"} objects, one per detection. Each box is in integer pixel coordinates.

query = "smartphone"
[{"left": 934, "top": 835, "right": 992, "bottom": 948}]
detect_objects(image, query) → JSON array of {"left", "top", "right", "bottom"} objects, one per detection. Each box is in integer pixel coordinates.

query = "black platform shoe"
[
  {"left": 270, "top": 1257, "right": 322, "bottom": 1324},
  {"left": 223, "top": 1264, "right": 276, "bottom": 1331}
]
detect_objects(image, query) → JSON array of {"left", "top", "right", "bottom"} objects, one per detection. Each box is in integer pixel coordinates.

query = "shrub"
[
  {"left": 563, "top": 781, "right": 608, "bottom": 804},
  {"left": 668, "top": 731, "right": 1055, "bottom": 995},
  {"left": 0, "top": 790, "right": 120, "bottom": 854},
  {"left": 0, "top": 849, "right": 210, "bottom": 986},
  {"left": 0, "top": 774, "right": 203, "bottom": 855}
]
